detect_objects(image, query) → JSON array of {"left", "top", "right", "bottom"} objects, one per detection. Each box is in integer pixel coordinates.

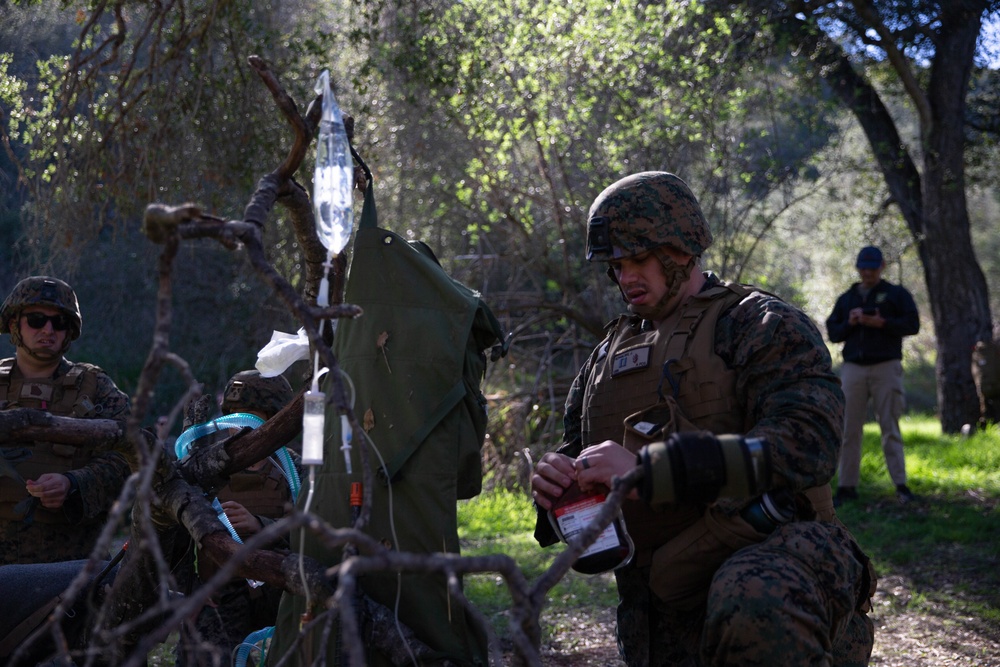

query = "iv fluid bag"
[
  {"left": 302, "top": 389, "right": 326, "bottom": 466},
  {"left": 313, "top": 70, "right": 354, "bottom": 255}
]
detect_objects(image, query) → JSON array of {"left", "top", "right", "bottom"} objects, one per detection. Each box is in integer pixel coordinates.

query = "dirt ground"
[{"left": 520, "top": 572, "right": 1000, "bottom": 666}]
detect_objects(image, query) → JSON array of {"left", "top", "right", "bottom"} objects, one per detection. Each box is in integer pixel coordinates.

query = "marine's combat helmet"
[
  {"left": 586, "top": 172, "right": 713, "bottom": 262},
  {"left": 0, "top": 276, "right": 83, "bottom": 342},
  {"left": 221, "top": 370, "right": 294, "bottom": 419}
]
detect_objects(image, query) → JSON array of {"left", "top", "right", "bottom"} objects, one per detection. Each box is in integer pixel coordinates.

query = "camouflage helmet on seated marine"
[{"left": 221, "top": 370, "right": 294, "bottom": 420}]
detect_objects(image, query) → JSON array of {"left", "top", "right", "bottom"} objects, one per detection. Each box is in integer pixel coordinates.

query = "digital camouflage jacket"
[
  {"left": 534, "top": 272, "right": 845, "bottom": 547},
  {"left": 0, "top": 357, "right": 132, "bottom": 564}
]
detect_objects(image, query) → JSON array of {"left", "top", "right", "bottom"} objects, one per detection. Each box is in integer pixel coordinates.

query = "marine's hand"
[
  {"left": 222, "top": 500, "right": 262, "bottom": 538},
  {"left": 576, "top": 441, "right": 639, "bottom": 499},
  {"left": 25, "top": 473, "right": 71, "bottom": 509},
  {"left": 531, "top": 452, "right": 576, "bottom": 510}
]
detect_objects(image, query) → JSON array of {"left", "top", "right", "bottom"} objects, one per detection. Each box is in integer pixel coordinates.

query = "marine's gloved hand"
[{"left": 638, "top": 431, "right": 770, "bottom": 505}]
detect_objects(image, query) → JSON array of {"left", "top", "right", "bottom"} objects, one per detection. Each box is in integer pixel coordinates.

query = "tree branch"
[{"left": 848, "top": 0, "right": 933, "bottom": 135}]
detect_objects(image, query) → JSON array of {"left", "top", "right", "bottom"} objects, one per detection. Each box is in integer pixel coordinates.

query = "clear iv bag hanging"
[{"left": 313, "top": 70, "right": 354, "bottom": 256}]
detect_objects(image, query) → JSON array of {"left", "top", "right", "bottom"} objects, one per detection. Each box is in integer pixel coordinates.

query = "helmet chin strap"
[
  {"left": 10, "top": 311, "right": 71, "bottom": 362},
  {"left": 24, "top": 343, "right": 70, "bottom": 363},
  {"left": 626, "top": 248, "right": 694, "bottom": 321}
]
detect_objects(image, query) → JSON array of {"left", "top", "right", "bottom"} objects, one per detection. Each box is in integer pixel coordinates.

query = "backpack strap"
[{"left": 0, "top": 593, "right": 65, "bottom": 658}]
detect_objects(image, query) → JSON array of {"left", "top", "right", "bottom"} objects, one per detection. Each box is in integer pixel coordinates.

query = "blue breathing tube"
[
  {"left": 175, "top": 412, "right": 300, "bottom": 503},
  {"left": 213, "top": 496, "right": 244, "bottom": 544},
  {"left": 234, "top": 626, "right": 275, "bottom": 667},
  {"left": 271, "top": 447, "right": 301, "bottom": 503},
  {"left": 174, "top": 413, "right": 265, "bottom": 460}
]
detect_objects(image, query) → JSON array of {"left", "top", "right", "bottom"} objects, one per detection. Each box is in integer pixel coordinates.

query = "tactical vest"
[
  {"left": 0, "top": 358, "right": 103, "bottom": 417},
  {"left": 0, "top": 359, "right": 106, "bottom": 523},
  {"left": 197, "top": 459, "right": 292, "bottom": 585},
  {"left": 580, "top": 282, "right": 750, "bottom": 558},
  {"left": 216, "top": 460, "right": 292, "bottom": 521}
]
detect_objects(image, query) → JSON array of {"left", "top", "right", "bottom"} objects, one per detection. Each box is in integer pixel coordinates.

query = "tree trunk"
[
  {"left": 775, "top": 4, "right": 994, "bottom": 433},
  {"left": 920, "top": 8, "right": 993, "bottom": 432}
]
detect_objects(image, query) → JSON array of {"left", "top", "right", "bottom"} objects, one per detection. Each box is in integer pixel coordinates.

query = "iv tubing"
[
  {"left": 300, "top": 253, "right": 333, "bottom": 618},
  {"left": 358, "top": 426, "right": 418, "bottom": 666},
  {"left": 299, "top": 452, "right": 318, "bottom": 616}
]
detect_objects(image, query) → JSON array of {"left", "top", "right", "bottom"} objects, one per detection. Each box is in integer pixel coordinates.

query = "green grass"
[
  {"left": 457, "top": 489, "right": 619, "bottom": 637},
  {"left": 863, "top": 416, "right": 1000, "bottom": 494},
  {"left": 459, "top": 415, "right": 1000, "bottom": 635},
  {"left": 832, "top": 416, "right": 1000, "bottom": 627}
]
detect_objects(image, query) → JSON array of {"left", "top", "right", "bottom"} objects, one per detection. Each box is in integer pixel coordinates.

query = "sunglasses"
[{"left": 22, "top": 312, "right": 71, "bottom": 331}]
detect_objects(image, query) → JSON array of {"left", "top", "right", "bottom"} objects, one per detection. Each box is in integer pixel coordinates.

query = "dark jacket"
[{"left": 826, "top": 279, "right": 920, "bottom": 365}]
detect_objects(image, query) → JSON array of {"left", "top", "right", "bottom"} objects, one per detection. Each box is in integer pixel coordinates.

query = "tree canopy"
[
  {"left": 708, "top": 0, "right": 1000, "bottom": 431},
  {"left": 1, "top": 0, "right": 998, "bottom": 433}
]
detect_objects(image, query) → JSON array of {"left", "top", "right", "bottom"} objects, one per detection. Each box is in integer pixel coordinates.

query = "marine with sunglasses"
[{"left": 0, "top": 276, "right": 132, "bottom": 565}]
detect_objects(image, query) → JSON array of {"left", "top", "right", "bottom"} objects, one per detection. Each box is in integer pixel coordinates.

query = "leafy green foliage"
[
  {"left": 366, "top": 0, "right": 848, "bottom": 388},
  {"left": 1, "top": 0, "right": 309, "bottom": 267}
]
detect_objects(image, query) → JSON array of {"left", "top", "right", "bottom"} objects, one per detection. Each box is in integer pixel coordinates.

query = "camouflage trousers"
[
  {"left": 175, "top": 579, "right": 284, "bottom": 667},
  {"left": 614, "top": 520, "right": 874, "bottom": 667},
  {"left": 1, "top": 518, "right": 103, "bottom": 565}
]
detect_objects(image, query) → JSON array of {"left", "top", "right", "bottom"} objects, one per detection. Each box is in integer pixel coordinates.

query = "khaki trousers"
[{"left": 838, "top": 359, "right": 907, "bottom": 487}]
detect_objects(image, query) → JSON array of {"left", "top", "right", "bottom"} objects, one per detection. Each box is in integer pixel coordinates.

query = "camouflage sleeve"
[
  {"left": 69, "top": 371, "right": 133, "bottom": 521},
  {"left": 717, "top": 292, "right": 844, "bottom": 492},
  {"left": 93, "top": 372, "right": 131, "bottom": 422},
  {"left": 557, "top": 366, "right": 587, "bottom": 458}
]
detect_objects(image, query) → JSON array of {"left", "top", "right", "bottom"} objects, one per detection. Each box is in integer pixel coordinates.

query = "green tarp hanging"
[{"left": 269, "top": 182, "right": 506, "bottom": 666}]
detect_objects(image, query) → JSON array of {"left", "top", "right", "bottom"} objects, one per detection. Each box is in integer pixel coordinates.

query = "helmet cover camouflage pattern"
[
  {"left": 0, "top": 276, "right": 83, "bottom": 341},
  {"left": 221, "top": 370, "right": 294, "bottom": 419},
  {"left": 586, "top": 172, "right": 713, "bottom": 262}
]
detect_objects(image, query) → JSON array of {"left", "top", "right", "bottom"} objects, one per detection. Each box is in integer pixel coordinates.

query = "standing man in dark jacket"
[{"left": 826, "top": 246, "right": 920, "bottom": 505}]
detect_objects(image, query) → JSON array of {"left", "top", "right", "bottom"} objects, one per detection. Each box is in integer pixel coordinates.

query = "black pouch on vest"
[{"left": 622, "top": 399, "right": 698, "bottom": 453}]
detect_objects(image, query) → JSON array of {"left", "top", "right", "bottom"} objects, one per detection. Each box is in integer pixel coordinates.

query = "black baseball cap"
[{"left": 856, "top": 246, "right": 883, "bottom": 269}]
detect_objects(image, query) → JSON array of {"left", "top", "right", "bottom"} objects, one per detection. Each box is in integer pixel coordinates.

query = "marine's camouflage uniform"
[
  {"left": 173, "top": 370, "right": 298, "bottom": 666},
  {"left": 0, "top": 357, "right": 131, "bottom": 565},
  {"left": 173, "top": 456, "right": 298, "bottom": 667},
  {"left": 535, "top": 272, "right": 875, "bottom": 666}
]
